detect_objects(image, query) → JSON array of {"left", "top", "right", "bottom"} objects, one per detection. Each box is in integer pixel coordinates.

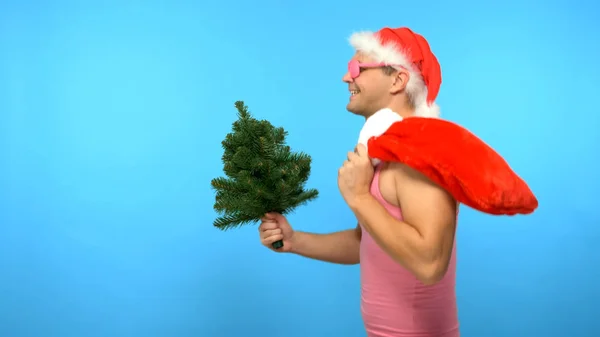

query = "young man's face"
[{"left": 342, "top": 52, "right": 396, "bottom": 118}]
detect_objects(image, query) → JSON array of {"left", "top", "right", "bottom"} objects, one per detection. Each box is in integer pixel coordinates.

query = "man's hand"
[
  {"left": 338, "top": 143, "right": 374, "bottom": 207},
  {"left": 259, "top": 213, "right": 296, "bottom": 253}
]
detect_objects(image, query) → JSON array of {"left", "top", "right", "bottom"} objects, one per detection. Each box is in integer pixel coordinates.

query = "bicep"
[{"left": 394, "top": 164, "right": 457, "bottom": 254}]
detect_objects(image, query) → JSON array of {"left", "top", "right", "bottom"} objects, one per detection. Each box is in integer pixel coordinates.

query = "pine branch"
[{"left": 211, "top": 101, "right": 319, "bottom": 231}]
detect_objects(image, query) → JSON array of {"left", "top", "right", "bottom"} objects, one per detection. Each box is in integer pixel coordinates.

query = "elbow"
[
  {"left": 416, "top": 260, "right": 449, "bottom": 286},
  {"left": 418, "top": 273, "right": 444, "bottom": 286}
]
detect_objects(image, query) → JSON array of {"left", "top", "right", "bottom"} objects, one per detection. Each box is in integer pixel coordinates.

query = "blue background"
[{"left": 1, "top": 0, "right": 598, "bottom": 336}]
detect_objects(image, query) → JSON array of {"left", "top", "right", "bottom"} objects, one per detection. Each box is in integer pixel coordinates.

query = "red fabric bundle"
[{"left": 367, "top": 117, "right": 538, "bottom": 215}]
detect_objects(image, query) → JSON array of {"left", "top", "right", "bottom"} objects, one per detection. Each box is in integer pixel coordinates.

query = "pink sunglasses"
[{"left": 347, "top": 59, "right": 406, "bottom": 79}]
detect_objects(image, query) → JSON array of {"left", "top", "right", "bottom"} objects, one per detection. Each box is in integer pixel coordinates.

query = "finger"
[
  {"left": 263, "top": 234, "right": 284, "bottom": 245},
  {"left": 261, "top": 228, "right": 282, "bottom": 239},
  {"left": 259, "top": 221, "right": 278, "bottom": 231},
  {"left": 271, "top": 212, "right": 286, "bottom": 222},
  {"left": 347, "top": 151, "right": 358, "bottom": 162},
  {"left": 355, "top": 143, "right": 368, "bottom": 157},
  {"left": 261, "top": 212, "right": 281, "bottom": 223},
  {"left": 260, "top": 216, "right": 276, "bottom": 224},
  {"left": 266, "top": 212, "right": 287, "bottom": 225},
  {"left": 263, "top": 212, "right": 278, "bottom": 220}
]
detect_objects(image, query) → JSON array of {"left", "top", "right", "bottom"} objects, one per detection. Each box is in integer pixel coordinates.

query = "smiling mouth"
[{"left": 350, "top": 90, "right": 360, "bottom": 96}]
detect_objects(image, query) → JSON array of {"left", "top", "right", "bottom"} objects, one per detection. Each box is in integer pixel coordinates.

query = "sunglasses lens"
[{"left": 348, "top": 60, "right": 359, "bottom": 78}]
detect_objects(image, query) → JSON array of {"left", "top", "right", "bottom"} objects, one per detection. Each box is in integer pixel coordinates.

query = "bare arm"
[
  {"left": 348, "top": 162, "right": 457, "bottom": 285},
  {"left": 290, "top": 225, "right": 361, "bottom": 265}
]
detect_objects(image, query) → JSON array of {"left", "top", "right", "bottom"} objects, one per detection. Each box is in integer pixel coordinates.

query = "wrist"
[
  {"left": 288, "top": 231, "right": 304, "bottom": 254},
  {"left": 348, "top": 192, "right": 374, "bottom": 212}
]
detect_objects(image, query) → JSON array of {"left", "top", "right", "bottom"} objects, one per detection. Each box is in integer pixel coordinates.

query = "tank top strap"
[{"left": 370, "top": 163, "right": 385, "bottom": 200}]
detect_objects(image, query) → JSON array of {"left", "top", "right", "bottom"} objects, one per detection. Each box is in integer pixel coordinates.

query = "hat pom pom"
[{"left": 358, "top": 108, "right": 403, "bottom": 166}]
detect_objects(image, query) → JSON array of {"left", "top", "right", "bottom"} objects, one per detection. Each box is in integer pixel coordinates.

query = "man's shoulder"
[
  {"left": 383, "top": 162, "right": 429, "bottom": 184},
  {"left": 382, "top": 162, "right": 458, "bottom": 223},
  {"left": 382, "top": 162, "right": 453, "bottom": 200}
]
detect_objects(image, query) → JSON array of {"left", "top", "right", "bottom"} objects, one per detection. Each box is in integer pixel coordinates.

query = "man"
[{"left": 258, "top": 27, "right": 460, "bottom": 337}]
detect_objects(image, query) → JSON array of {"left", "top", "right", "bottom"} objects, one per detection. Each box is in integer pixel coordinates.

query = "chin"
[
  {"left": 346, "top": 102, "right": 364, "bottom": 116},
  {"left": 348, "top": 110, "right": 369, "bottom": 118},
  {"left": 346, "top": 108, "right": 363, "bottom": 117}
]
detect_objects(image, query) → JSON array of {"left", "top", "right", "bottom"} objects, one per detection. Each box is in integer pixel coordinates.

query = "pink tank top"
[{"left": 360, "top": 164, "right": 460, "bottom": 337}]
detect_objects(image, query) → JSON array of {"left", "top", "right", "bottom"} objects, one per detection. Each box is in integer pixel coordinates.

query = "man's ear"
[{"left": 390, "top": 70, "right": 410, "bottom": 94}]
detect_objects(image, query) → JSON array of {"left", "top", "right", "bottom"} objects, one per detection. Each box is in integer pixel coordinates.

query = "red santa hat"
[{"left": 349, "top": 27, "right": 442, "bottom": 118}]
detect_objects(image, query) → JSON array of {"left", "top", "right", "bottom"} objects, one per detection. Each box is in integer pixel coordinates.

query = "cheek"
[
  {"left": 354, "top": 74, "right": 376, "bottom": 93},
  {"left": 354, "top": 73, "right": 370, "bottom": 86},
  {"left": 355, "top": 79, "right": 369, "bottom": 93}
]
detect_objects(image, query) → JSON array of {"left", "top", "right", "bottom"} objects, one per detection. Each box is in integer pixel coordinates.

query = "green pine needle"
[{"left": 211, "top": 101, "right": 319, "bottom": 230}]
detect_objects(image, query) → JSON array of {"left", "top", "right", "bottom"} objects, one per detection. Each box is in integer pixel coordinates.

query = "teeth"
[{"left": 350, "top": 90, "right": 360, "bottom": 95}]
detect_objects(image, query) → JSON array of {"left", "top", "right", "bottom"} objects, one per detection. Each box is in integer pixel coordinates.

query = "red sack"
[{"left": 367, "top": 117, "right": 538, "bottom": 215}]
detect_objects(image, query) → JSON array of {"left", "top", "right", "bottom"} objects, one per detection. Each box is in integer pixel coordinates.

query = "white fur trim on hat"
[{"left": 349, "top": 31, "right": 440, "bottom": 118}]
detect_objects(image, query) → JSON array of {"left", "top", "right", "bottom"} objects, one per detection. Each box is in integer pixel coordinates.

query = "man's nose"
[{"left": 342, "top": 71, "right": 353, "bottom": 83}]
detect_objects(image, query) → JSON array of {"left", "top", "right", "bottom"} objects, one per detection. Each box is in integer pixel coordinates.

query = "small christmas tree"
[{"left": 211, "top": 101, "right": 319, "bottom": 249}]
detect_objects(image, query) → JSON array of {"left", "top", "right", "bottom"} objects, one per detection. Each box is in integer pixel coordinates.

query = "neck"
[
  {"left": 365, "top": 107, "right": 414, "bottom": 121},
  {"left": 389, "top": 101, "right": 415, "bottom": 118},
  {"left": 365, "top": 104, "right": 414, "bottom": 121}
]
